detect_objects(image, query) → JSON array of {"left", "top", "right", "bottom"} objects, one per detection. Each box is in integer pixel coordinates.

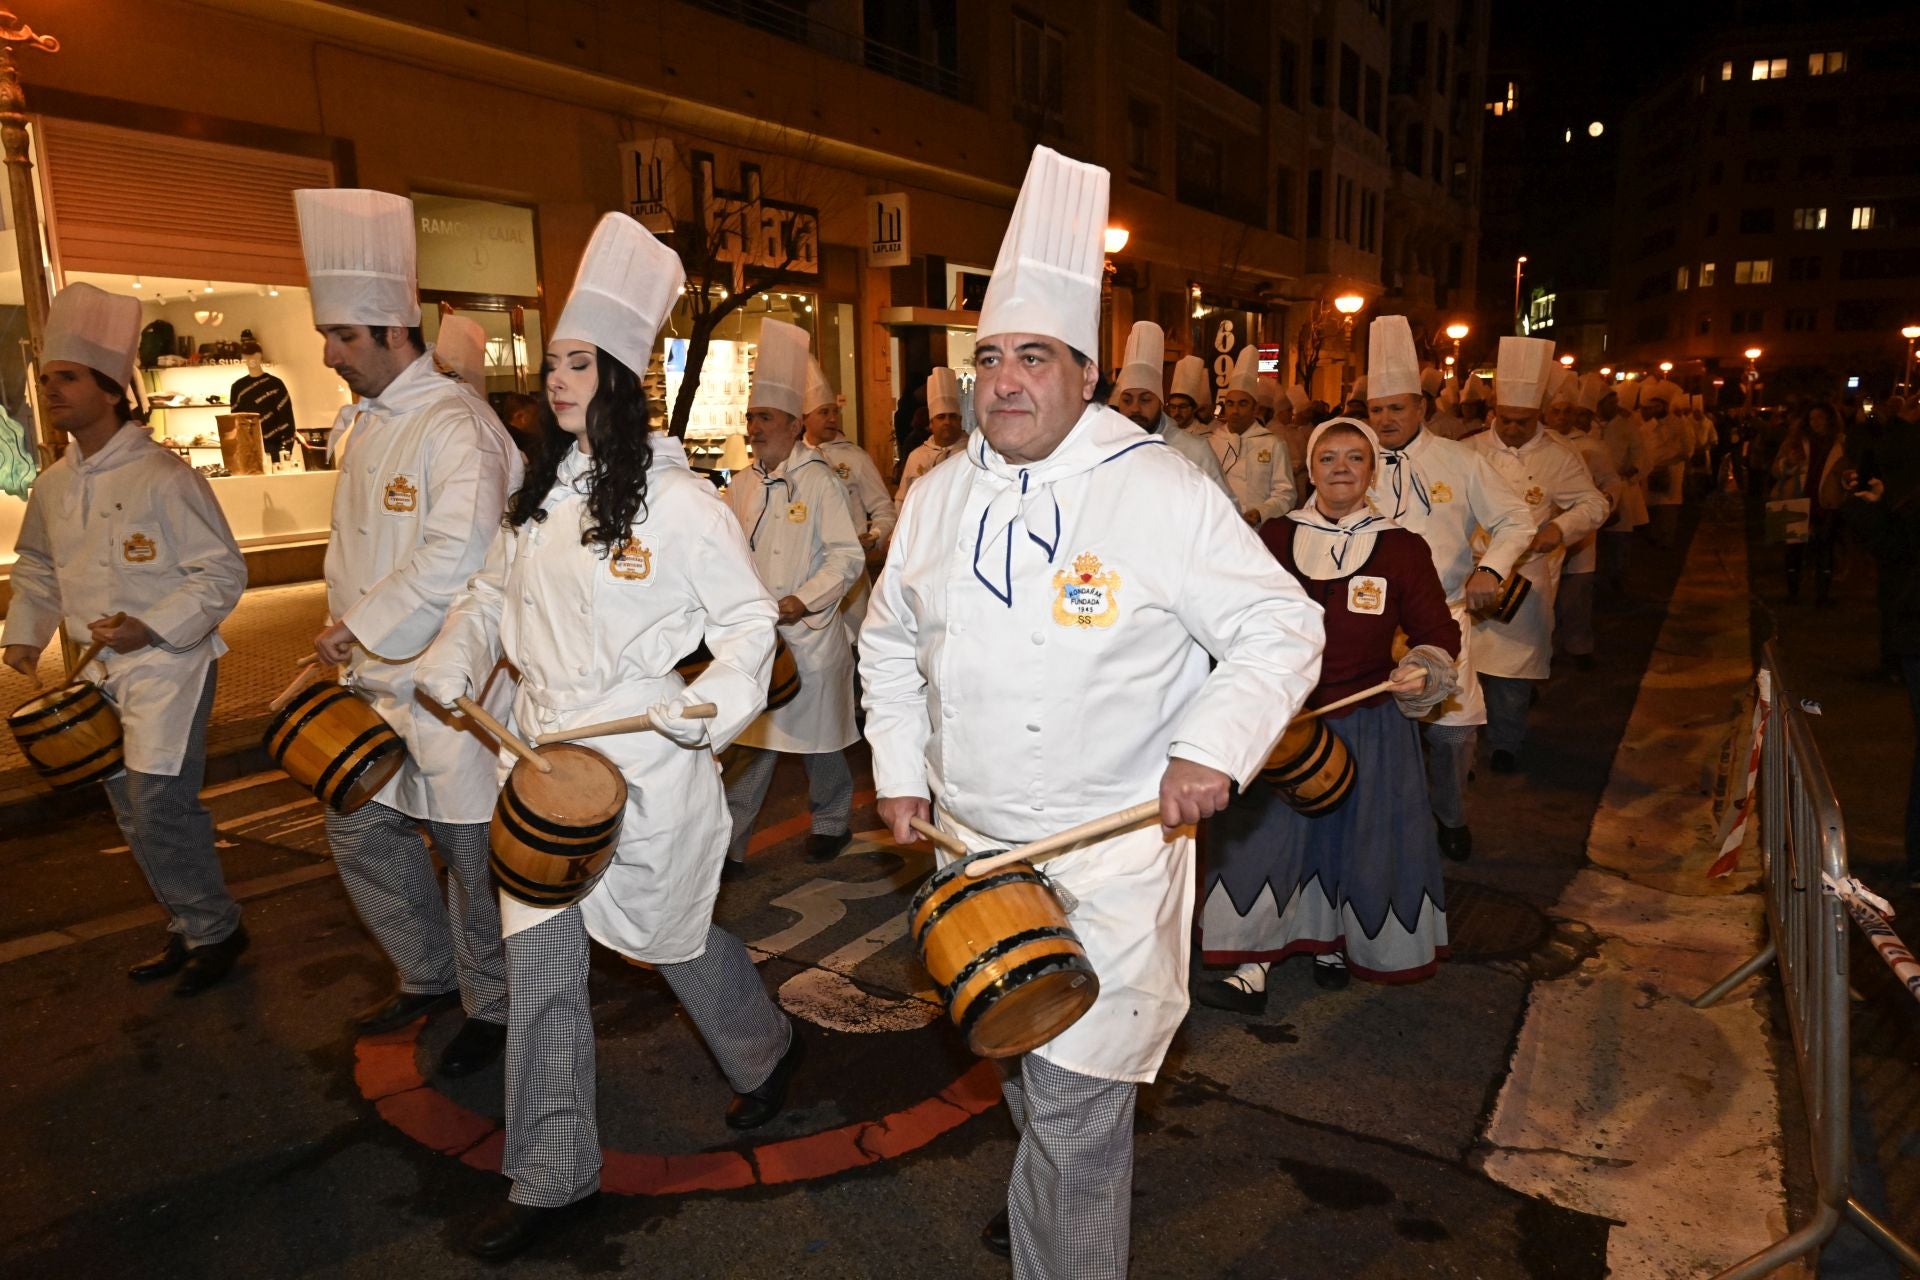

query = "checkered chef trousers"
[{"left": 1001, "top": 1053, "right": 1140, "bottom": 1280}]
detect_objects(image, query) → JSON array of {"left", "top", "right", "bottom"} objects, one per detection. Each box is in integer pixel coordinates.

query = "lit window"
[
  {"left": 1677, "top": 265, "right": 1691, "bottom": 290},
  {"left": 1808, "top": 51, "right": 1846, "bottom": 75},
  {"left": 1851, "top": 205, "right": 1876, "bottom": 230},
  {"left": 1751, "top": 58, "right": 1787, "bottom": 81},
  {"left": 1563, "top": 129, "right": 1571, "bottom": 143},
  {"left": 1733, "top": 259, "right": 1773, "bottom": 284},
  {"left": 1720, "top": 61, "right": 1734, "bottom": 81},
  {"left": 1791, "top": 207, "right": 1828, "bottom": 231},
  {"left": 1699, "top": 262, "right": 1717, "bottom": 286}
]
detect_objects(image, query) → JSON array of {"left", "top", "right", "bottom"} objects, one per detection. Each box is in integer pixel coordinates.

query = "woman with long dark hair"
[{"left": 416, "top": 213, "right": 800, "bottom": 1261}]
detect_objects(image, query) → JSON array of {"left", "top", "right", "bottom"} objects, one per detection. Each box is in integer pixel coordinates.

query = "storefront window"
[
  {"left": 413, "top": 194, "right": 544, "bottom": 395},
  {"left": 658, "top": 289, "right": 817, "bottom": 470}
]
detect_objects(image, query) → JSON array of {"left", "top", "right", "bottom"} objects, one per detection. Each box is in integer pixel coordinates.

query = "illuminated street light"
[
  {"left": 1744, "top": 347, "right": 1763, "bottom": 361},
  {"left": 1599, "top": 366, "right": 1613, "bottom": 377},
  {"left": 1445, "top": 322, "right": 1470, "bottom": 341},
  {"left": 1513, "top": 256, "right": 1527, "bottom": 334},
  {"left": 1588, "top": 121, "right": 1605, "bottom": 137},
  {"left": 1659, "top": 361, "right": 1674, "bottom": 374},
  {"left": 1103, "top": 226, "right": 1130, "bottom": 255},
  {"left": 1903, "top": 324, "right": 1920, "bottom": 391},
  {"left": 1333, "top": 293, "right": 1365, "bottom": 315},
  {"left": 1559, "top": 354, "right": 1576, "bottom": 367}
]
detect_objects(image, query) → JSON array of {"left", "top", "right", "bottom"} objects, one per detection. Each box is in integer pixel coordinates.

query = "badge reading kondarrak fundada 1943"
[{"left": 1052, "top": 552, "right": 1121, "bottom": 628}]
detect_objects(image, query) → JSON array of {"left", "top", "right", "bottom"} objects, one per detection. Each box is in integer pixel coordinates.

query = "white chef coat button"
[
  {"left": 97, "top": 556, "right": 109, "bottom": 567},
  {"left": 522, "top": 595, "right": 533, "bottom": 606},
  {"left": 357, "top": 525, "right": 369, "bottom": 535},
  {"left": 1030, "top": 632, "right": 1044, "bottom": 645},
  {"left": 578, "top": 604, "right": 589, "bottom": 615},
  {"left": 577, "top": 665, "right": 588, "bottom": 676},
  {"left": 942, "top": 706, "right": 956, "bottom": 720},
  {"left": 951, "top": 623, "right": 965, "bottom": 636},
  {"left": 1030, "top": 802, "right": 1044, "bottom": 812},
  {"left": 1026, "top": 723, "right": 1040, "bottom": 733}
]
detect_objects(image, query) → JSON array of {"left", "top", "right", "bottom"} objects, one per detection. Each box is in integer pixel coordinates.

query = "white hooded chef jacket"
[
  {"left": 324, "top": 351, "right": 522, "bottom": 822},
  {"left": 860, "top": 403, "right": 1325, "bottom": 1083},
  {"left": 1369, "top": 425, "right": 1535, "bottom": 728},
  {"left": 1153, "top": 413, "right": 1233, "bottom": 499},
  {"left": 1469, "top": 429, "right": 1610, "bottom": 680},
  {"left": 1548, "top": 428, "right": 1623, "bottom": 575},
  {"left": 1206, "top": 422, "right": 1295, "bottom": 520},
  {"left": 421, "top": 438, "right": 777, "bottom": 953},
  {"left": 813, "top": 436, "right": 897, "bottom": 641},
  {"left": 3, "top": 425, "right": 246, "bottom": 776},
  {"left": 726, "top": 441, "right": 864, "bottom": 754}
]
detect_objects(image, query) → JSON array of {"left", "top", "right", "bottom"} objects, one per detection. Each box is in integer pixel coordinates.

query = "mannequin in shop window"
[{"left": 229, "top": 342, "right": 296, "bottom": 463}]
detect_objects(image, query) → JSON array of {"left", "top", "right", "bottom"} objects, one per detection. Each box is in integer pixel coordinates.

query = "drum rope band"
[
  {"left": 936, "top": 924, "right": 1082, "bottom": 1003},
  {"left": 956, "top": 954, "right": 1095, "bottom": 1042}
]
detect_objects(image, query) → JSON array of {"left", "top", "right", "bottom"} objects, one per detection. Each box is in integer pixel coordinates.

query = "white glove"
[
  {"left": 648, "top": 699, "right": 711, "bottom": 749},
  {"left": 413, "top": 662, "right": 472, "bottom": 710}
]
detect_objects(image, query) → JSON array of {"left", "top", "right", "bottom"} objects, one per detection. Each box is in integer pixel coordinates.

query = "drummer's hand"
[
  {"left": 1159, "top": 758, "right": 1232, "bottom": 831},
  {"left": 647, "top": 700, "right": 710, "bottom": 749},
  {"left": 1241, "top": 508, "right": 1261, "bottom": 526},
  {"left": 1464, "top": 567, "right": 1502, "bottom": 612},
  {"left": 89, "top": 614, "right": 155, "bottom": 654},
  {"left": 775, "top": 595, "right": 808, "bottom": 625},
  {"left": 1387, "top": 662, "right": 1427, "bottom": 695},
  {"left": 413, "top": 663, "right": 470, "bottom": 710},
  {"left": 878, "top": 795, "right": 931, "bottom": 847},
  {"left": 1528, "top": 523, "right": 1565, "bottom": 555},
  {"left": 313, "top": 621, "right": 357, "bottom": 665},
  {"left": 2, "top": 644, "right": 42, "bottom": 682}
]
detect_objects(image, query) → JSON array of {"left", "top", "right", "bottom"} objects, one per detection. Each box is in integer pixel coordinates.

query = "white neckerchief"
[
  {"left": 1378, "top": 427, "right": 1432, "bottom": 519},
  {"left": 746, "top": 442, "right": 829, "bottom": 550},
  {"left": 1286, "top": 498, "right": 1393, "bottom": 580}
]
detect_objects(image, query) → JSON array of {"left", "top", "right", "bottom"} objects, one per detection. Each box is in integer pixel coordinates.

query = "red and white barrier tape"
[
  {"left": 1825, "top": 873, "right": 1920, "bottom": 1006},
  {"left": 1708, "top": 669, "right": 1772, "bottom": 879}
]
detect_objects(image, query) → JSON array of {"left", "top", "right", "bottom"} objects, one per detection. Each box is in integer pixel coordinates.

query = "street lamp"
[
  {"left": 1103, "top": 226, "right": 1130, "bottom": 255},
  {"left": 1902, "top": 323, "right": 1920, "bottom": 391},
  {"left": 1658, "top": 361, "right": 1674, "bottom": 375},
  {"left": 1558, "top": 354, "right": 1576, "bottom": 368},
  {"left": 1099, "top": 226, "right": 1130, "bottom": 371},
  {"left": 1744, "top": 347, "right": 1763, "bottom": 403},
  {"left": 1444, "top": 321, "right": 1470, "bottom": 376},
  {"left": 1332, "top": 293, "right": 1365, "bottom": 400},
  {"left": 1513, "top": 256, "right": 1528, "bottom": 334}
]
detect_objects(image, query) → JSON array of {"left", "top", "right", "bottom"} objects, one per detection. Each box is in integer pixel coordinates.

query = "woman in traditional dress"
[{"left": 1196, "top": 417, "right": 1462, "bottom": 1011}]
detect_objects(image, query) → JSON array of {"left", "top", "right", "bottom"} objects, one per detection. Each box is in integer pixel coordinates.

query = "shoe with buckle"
[
  {"left": 1312, "top": 955, "right": 1351, "bottom": 991},
  {"left": 353, "top": 987, "right": 460, "bottom": 1036},
  {"left": 174, "top": 925, "right": 250, "bottom": 997},
  {"left": 726, "top": 1022, "right": 803, "bottom": 1130},
  {"left": 128, "top": 934, "right": 188, "bottom": 982},
  {"left": 439, "top": 1017, "right": 508, "bottom": 1077},
  {"left": 1193, "top": 975, "right": 1267, "bottom": 1015}
]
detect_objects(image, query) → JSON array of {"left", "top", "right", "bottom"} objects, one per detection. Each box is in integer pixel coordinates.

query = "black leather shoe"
[
  {"left": 726, "top": 1023, "right": 803, "bottom": 1130},
  {"left": 1491, "top": 749, "right": 1519, "bottom": 774},
  {"left": 721, "top": 857, "right": 751, "bottom": 882},
  {"left": 463, "top": 1193, "right": 597, "bottom": 1262},
  {"left": 1436, "top": 821, "right": 1472, "bottom": 863},
  {"left": 128, "top": 934, "right": 188, "bottom": 982},
  {"left": 174, "top": 925, "right": 249, "bottom": 997},
  {"left": 353, "top": 987, "right": 460, "bottom": 1036},
  {"left": 1312, "top": 957, "right": 1351, "bottom": 991},
  {"left": 439, "top": 1017, "right": 508, "bottom": 1078},
  {"left": 981, "top": 1207, "right": 1011, "bottom": 1258},
  {"left": 805, "top": 831, "right": 852, "bottom": 863},
  {"left": 1193, "top": 976, "right": 1267, "bottom": 1015}
]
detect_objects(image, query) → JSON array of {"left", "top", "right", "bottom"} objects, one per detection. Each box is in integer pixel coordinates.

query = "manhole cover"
[{"left": 1444, "top": 877, "right": 1550, "bottom": 961}]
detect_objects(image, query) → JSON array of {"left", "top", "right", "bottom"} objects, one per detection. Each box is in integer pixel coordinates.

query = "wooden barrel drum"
[
  {"left": 909, "top": 854, "right": 1099, "bottom": 1058},
  {"left": 1260, "top": 715, "right": 1357, "bottom": 815},
  {"left": 1478, "top": 571, "right": 1531, "bottom": 624},
  {"left": 674, "top": 635, "right": 801, "bottom": 710},
  {"left": 264, "top": 682, "right": 408, "bottom": 813},
  {"left": 488, "top": 743, "right": 628, "bottom": 908},
  {"left": 8, "top": 682, "right": 124, "bottom": 790}
]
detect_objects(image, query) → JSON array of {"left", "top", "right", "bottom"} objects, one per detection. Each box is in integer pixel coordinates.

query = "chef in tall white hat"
[
  {"left": 1269, "top": 379, "right": 1312, "bottom": 504},
  {"left": 3, "top": 283, "right": 249, "bottom": 994},
  {"left": 415, "top": 211, "right": 798, "bottom": 1259},
  {"left": 1110, "top": 321, "right": 1231, "bottom": 497},
  {"left": 433, "top": 313, "right": 488, "bottom": 393},
  {"left": 898, "top": 366, "right": 967, "bottom": 501},
  {"left": 1429, "top": 378, "right": 1466, "bottom": 439},
  {"left": 860, "top": 144, "right": 1324, "bottom": 1276},
  {"left": 1458, "top": 370, "right": 1491, "bottom": 437},
  {"left": 1166, "top": 353, "right": 1212, "bottom": 433},
  {"left": 1469, "top": 337, "right": 1609, "bottom": 771},
  {"left": 723, "top": 319, "right": 864, "bottom": 868},
  {"left": 800, "top": 354, "right": 896, "bottom": 638},
  {"left": 1595, "top": 375, "right": 1648, "bottom": 589},
  {"left": 1547, "top": 372, "right": 1623, "bottom": 672},
  {"left": 297, "top": 187, "right": 519, "bottom": 1061},
  {"left": 1207, "top": 344, "right": 1295, "bottom": 523},
  {"left": 1637, "top": 377, "right": 1688, "bottom": 546},
  {"left": 1363, "top": 314, "right": 1533, "bottom": 862}
]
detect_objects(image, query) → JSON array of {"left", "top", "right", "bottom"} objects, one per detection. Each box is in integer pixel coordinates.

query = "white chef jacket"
[
  {"left": 1206, "top": 423, "right": 1295, "bottom": 520},
  {"left": 725, "top": 442, "right": 863, "bottom": 754},
  {"left": 813, "top": 436, "right": 897, "bottom": 642},
  {"left": 861, "top": 403, "right": 1324, "bottom": 1083},
  {"left": 3, "top": 425, "right": 245, "bottom": 776},
  {"left": 1152, "top": 413, "right": 1232, "bottom": 498},
  {"left": 1275, "top": 419, "right": 1313, "bottom": 503},
  {"left": 324, "top": 351, "right": 523, "bottom": 822},
  {"left": 423, "top": 438, "right": 777, "bottom": 953},
  {"left": 1369, "top": 425, "right": 1535, "bottom": 728},
  {"left": 1599, "top": 412, "right": 1650, "bottom": 530},
  {"left": 1470, "top": 429, "right": 1610, "bottom": 680},
  {"left": 896, "top": 438, "right": 960, "bottom": 503},
  {"left": 1549, "top": 428, "right": 1623, "bottom": 574},
  {"left": 1642, "top": 415, "right": 1689, "bottom": 507},
  {"left": 1427, "top": 411, "right": 1467, "bottom": 441}
]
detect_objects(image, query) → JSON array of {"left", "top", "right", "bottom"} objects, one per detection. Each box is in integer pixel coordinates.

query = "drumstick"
[
  {"left": 1292, "top": 678, "right": 1399, "bottom": 723},
  {"left": 293, "top": 653, "right": 321, "bottom": 670},
  {"left": 964, "top": 800, "right": 1164, "bottom": 879},
  {"left": 529, "top": 703, "right": 720, "bottom": 746},
  {"left": 906, "top": 817, "right": 970, "bottom": 857},
  {"left": 268, "top": 661, "right": 332, "bottom": 713},
  {"left": 63, "top": 638, "right": 107, "bottom": 685},
  {"left": 455, "top": 695, "right": 552, "bottom": 773}
]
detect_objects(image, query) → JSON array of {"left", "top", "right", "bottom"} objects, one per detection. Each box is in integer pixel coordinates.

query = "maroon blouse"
[{"left": 1259, "top": 521, "right": 1462, "bottom": 717}]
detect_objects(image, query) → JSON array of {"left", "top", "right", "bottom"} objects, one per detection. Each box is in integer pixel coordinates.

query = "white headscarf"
[{"left": 1286, "top": 416, "right": 1395, "bottom": 580}]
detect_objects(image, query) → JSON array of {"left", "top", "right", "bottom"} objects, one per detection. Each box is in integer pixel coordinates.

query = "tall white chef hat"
[
  {"left": 295, "top": 188, "right": 422, "bottom": 328},
  {"left": 748, "top": 319, "right": 810, "bottom": 418},
  {"left": 43, "top": 282, "right": 142, "bottom": 386},
  {"left": 1618, "top": 380, "right": 1641, "bottom": 411},
  {"left": 1691, "top": 393, "right": 1705, "bottom": 413},
  {"left": 1366, "top": 315, "right": 1422, "bottom": 400},
  {"left": 1462, "top": 374, "right": 1489, "bottom": 404},
  {"left": 1286, "top": 384, "right": 1311, "bottom": 413},
  {"left": 927, "top": 366, "right": 962, "bottom": 418},
  {"left": 1223, "top": 344, "right": 1260, "bottom": 398},
  {"left": 552, "top": 211, "right": 684, "bottom": 380},
  {"left": 1421, "top": 367, "right": 1445, "bottom": 396},
  {"left": 975, "top": 146, "right": 1108, "bottom": 360},
  {"left": 1350, "top": 375, "right": 1369, "bottom": 401},
  {"left": 804, "top": 357, "right": 837, "bottom": 416},
  {"left": 1253, "top": 379, "right": 1279, "bottom": 412},
  {"left": 1545, "top": 365, "right": 1578, "bottom": 408},
  {"left": 1438, "top": 383, "right": 1459, "bottom": 412},
  {"left": 1494, "top": 336, "right": 1557, "bottom": 410},
  {"left": 1577, "top": 371, "right": 1610, "bottom": 412},
  {"left": 1169, "top": 354, "right": 1210, "bottom": 407},
  {"left": 1115, "top": 321, "right": 1164, "bottom": 398},
  {"left": 1640, "top": 378, "right": 1681, "bottom": 406},
  {"left": 433, "top": 314, "right": 487, "bottom": 392}
]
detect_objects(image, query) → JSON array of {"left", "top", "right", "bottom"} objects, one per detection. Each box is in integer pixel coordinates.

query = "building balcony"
[{"left": 684, "top": 0, "right": 968, "bottom": 101}]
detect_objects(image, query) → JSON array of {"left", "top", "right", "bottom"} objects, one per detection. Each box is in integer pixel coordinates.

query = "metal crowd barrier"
[{"left": 1693, "top": 643, "right": 1920, "bottom": 1277}]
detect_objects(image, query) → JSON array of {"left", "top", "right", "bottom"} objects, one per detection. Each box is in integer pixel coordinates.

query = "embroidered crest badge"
[
  {"left": 1430, "top": 482, "right": 1454, "bottom": 503},
  {"left": 121, "top": 532, "right": 158, "bottom": 563},
  {"left": 384, "top": 475, "right": 419, "bottom": 513},
  {"left": 1257, "top": 449, "right": 1272, "bottom": 464},
  {"left": 1524, "top": 485, "right": 1545, "bottom": 506},
  {"left": 1051, "top": 552, "right": 1122, "bottom": 629},
  {"left": 1348, "top": 575, "right": 1387, "bottom": 616},
  {"left": 610, "top": 538, "right": 653, "bottom": 581},
  {"left": 835, "top": 462, "right": 852, "bottom": 480},
  {"left": 787, "top": 500, "right": 809, "bottom": 523}
]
